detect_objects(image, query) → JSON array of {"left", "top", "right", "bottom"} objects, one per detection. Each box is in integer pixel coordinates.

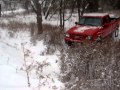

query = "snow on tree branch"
[
  {"left": 30, "top": 0, "right": 37, "bottom": 12},
  {"left": 39, "top": 0, "right": 45, "bottom": 5}
]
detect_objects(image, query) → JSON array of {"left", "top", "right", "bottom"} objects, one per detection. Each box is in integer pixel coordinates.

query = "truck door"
[{"left": 101, "top": 16, "right": 112, "bottom": 38}]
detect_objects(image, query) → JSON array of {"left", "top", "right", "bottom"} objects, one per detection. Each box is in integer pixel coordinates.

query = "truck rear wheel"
[
  {"left": 112, "top": 28, "right": 119, "bottom": 38},
  {"left": 115, "top": 28, "right": 119, "bottom": 37}
]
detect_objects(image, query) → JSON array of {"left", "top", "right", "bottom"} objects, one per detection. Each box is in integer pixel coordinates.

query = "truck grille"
[{"left": 70, "top": 34, "right": 85, "bottom": 40}]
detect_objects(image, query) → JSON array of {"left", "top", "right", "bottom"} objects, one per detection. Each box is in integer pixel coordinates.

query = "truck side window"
[
  {"left": 103, "top": 16, "right": 110, "bottom": 25},
  {"left": 107, "top": 16, "right": 110, "bottom": 22}
]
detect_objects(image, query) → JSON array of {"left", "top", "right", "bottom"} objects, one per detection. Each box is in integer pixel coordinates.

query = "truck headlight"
[
  {"left": 65, "top": 33, "right": 70, "bottom": 37},
  {"left": 86, "top": 36, "right": 92, "bottom": 40}
]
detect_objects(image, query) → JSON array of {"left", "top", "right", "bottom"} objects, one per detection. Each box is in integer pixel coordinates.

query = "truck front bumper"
[{"left": 64, "top": 37, "right": 93, "bottom": 44}]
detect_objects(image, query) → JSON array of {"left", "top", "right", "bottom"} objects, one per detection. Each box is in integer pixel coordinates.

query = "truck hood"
[{"left": 67, "top": 25, "right": 102, "bottom": 35}]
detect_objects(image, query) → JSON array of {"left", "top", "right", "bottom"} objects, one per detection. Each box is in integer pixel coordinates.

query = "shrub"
[{"left": 61, "top": 40, "right": 120, "bottom": 90}]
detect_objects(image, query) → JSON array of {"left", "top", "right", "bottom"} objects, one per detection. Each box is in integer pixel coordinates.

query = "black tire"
[
  {"left": 96, "top": 36, "right": 102, "bottom": 43},
  {"left": 65, "top": 41, "right": 73, "bottom": 46},
  {"left": 112, "top": 28, "right": 119, "bottom": 39}
]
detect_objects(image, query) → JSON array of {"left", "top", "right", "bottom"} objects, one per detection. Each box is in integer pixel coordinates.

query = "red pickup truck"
[{"left": 64, "top": 13, "right": 120, "bottom": 45}]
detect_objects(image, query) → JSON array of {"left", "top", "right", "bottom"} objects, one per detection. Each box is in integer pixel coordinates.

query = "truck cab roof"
[{"left": 83, "top": 13, "right": 109, "bottom": 18}]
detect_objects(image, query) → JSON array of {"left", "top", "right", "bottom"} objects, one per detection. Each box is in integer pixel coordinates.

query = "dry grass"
[
  {"left": 0, "top": 21, "right": 32, "bottom": 32},
  {"left": 29, "top": 23, "right": 65, "bottom": 50},
  {"left": 0, "top": 17, "right": 65, "bottom": 52},
  {"left": 42, "top": 24, "right": 64, "bottom": 54}
]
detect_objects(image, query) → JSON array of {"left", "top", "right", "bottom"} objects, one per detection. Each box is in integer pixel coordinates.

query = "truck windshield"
[{"left": 79, "top": 17, "right": 102, "bottom": 26}]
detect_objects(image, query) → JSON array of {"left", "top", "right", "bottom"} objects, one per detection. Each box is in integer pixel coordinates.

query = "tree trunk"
[
  {"left": 77, "top": 0, "right": 81, "bottom": 21},
  {"left": 37, "top": 15, "right": 43, "bottom": 34},
  {"left": 60, "top": 0, "right": 63, "bottom": 28},
  {"left": 36, "top": 1, "right": 43, "bottom": 34},
  {"left": 62, "top": 0, "right": 65, "bottom": 29},
  {"left": 0, "top": 4, "right": 1, "bottom": 17},
  {"left": 31, "top": 0, "right": 43, "bottom": 34}
]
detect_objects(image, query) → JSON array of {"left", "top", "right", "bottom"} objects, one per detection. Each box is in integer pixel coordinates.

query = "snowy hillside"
[
  {"left": 0, "top": 27, "right": 64, "bottom": 90},
  {"left": 0, "top": 9, "right": 120, "bottom": 90},
  {"left": 0, "top": 10, "right": 65, "bottom": 90}
]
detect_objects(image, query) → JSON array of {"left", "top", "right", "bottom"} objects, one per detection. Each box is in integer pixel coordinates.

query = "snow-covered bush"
[{"left": 61, "top": 41, "right": 120, "bottom": 90}]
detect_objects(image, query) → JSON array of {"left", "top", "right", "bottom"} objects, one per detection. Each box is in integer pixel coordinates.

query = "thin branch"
[{"left": 30, "top": 0, "right": 37, "bottom": 13}]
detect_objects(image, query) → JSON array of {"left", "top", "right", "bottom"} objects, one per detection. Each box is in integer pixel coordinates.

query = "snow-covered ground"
[
  {"left": 0, "top": 10, "right": 66, "bottom": 90},
  {"left": 0, "top": 27, "right": 64, "bottom": 90}
]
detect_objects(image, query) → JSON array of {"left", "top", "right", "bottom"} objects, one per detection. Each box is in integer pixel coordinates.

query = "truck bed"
[{"left": 110, "top": 17, "right": 120, "bottom": 21}]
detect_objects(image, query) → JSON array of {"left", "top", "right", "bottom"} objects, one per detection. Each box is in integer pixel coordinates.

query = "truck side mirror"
[{"left": 75, "top": 22, "right": 78, "bottom": 25}]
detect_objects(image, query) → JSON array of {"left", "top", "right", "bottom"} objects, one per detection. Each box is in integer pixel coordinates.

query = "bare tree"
[
  {"left": 76, "top": 0, "right": 89, "bottom": 20},
  {"left": 30, "top": 0, "right": 43, "bottom": 34},
  {"left": 44, "top": 0, "right": 54, "bottom": 19}
]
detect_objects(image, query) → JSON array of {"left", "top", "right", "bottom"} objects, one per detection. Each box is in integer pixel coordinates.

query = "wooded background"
[{"left": 1, "top": 0, "right": 120, "bottom": 34}]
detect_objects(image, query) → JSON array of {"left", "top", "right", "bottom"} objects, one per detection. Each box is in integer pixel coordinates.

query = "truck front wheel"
[
  {"left": 65, "top": 41, "right": 73, "bottom": 46},
  {"left": 96, "top": 35, "right": 102, "bottom": 43}
]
